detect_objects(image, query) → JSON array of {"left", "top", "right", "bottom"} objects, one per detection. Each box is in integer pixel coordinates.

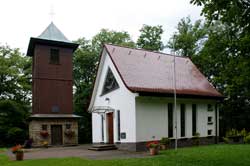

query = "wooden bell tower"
[{"left": 27, "top": 22, "right": 80, "bottom": 146}]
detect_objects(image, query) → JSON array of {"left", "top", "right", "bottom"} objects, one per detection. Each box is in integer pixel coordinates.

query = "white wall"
[
  {"left": 92, "top": 114, "right": 103, "bottom": 142},
  {"left": 92, "top": 50, "right": 137, "bottom": 143},
  {"left": 217, "top": 106, "right": 220, "bottom": 137},
  {"left": 136, "top": 98, "right": 168, "bottom": 141},
  {"left": 135, "top": 97, "right": 217, "bottom": 142},
  {"left": 90, "top": 50, "right": 219, "bottom": 144}
]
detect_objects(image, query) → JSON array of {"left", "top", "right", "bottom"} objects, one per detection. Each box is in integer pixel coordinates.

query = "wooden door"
[
  {"left": 51, "top": 125, "right": 63, "bottom": 145},
  {"left": 107, "top": 112, "right": 114, "bottom": 144}
]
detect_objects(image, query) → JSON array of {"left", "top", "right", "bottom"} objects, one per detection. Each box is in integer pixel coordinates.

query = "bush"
[
  {"left": 192, "top": 132, "right": 200, "bottom": 146},
  {"left": 240, "top": 128, "right": 248, "bottom": 137},
  {"left": 226, "top": 128, "right": 248, "bottom": 137},
  {"left": 244, "top": 135, "right": 250, "bottom": 144},
  {"left": 160, "top": 137, "right": 170, "bottom": 145},
  {"left": 223, "top": 137, "right": 230, "bottom": 144},
  {"left": 226, "top": 129, "right": 240, "bottom": 137},
  {"left": 0, "top": 100, "right": 30, "bottom": 146}
]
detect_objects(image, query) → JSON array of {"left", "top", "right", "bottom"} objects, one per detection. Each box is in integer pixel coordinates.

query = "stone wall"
[{"left": 29, "top": 118, "right": 78, "bottom": 147}]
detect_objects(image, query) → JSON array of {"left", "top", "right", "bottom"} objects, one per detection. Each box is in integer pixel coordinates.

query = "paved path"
[{"left": 7, "top": 145, "right": 149, "bottom": 160}]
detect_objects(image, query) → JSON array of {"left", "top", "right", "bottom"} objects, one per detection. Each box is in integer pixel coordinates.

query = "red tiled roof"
[{"left": 104, "top": 44, "right": 223, "bottom": 98}]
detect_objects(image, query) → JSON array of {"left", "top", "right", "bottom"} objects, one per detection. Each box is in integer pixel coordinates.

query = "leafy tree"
[
  {"left": 92, "top": 29, "right": 135, "bottom": 53},
  {"left": 0, "top": 45, "right": 31, "bottom": 104},
  {"left": 190, "top": 0, "right": 250, "bottom": 56},
  {"left": 190, "top": 0, "right": 250, "bottom": 133},
  {"left": 73, "top": 30, "right": 135, "bottom": 143},
  {"left": 190, "top": 0, "right": 250, "bottom": 31},
  {"left": 73, "top": 38, "right": 97, "bottom": 143},
  {"left": 168, "top": 17, "right": 208, "bottom": 57},
  {"left": 0, "top": 45, "right": 31, "bottom": 146},
  {"left": 0, "top": 100, "right": 30, "bottom": 146},
  {"left": 137, "top": 25, "right": 164, "bottom": 51},
  {"left": 193, "top": 22, "right": 231, "bottom": 82}
]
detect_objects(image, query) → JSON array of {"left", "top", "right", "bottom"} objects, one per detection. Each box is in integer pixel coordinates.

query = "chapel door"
[
  {"left": 107, "top": 112, "right": 114, "bottom": 144},
  {"left": 51, "top": 125, "right": 63, "bottom": 145}
]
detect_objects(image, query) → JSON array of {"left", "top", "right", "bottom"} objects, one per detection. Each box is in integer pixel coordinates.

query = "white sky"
[{"left": 0, "top": 0, "right": 203, "bottom": 54}]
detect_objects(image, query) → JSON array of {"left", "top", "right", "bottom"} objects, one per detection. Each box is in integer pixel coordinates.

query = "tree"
[
  {"left": 0, "top": 45, "right": 31, "bottom": 146},
  {"left": 168, "top": 17, "right": 207, "bottom": 57},
  {"left": 190, "top": 0, "right": 250, "bottom": 31},
  {"left": 190, "top": 0, "right": 250, "bottom": 133},
  {"left": 92, "top": 29, "right": 135, "bottom": 53},
  {"left": 190, "top": 0, "right": 250, "bottom": 55},
  {"left": 137, "top": 25, "right": 164, "bottom": 51},
  {"left": 73, "top": 30, "right": 135, "bottom": 143},
  {"left": 73, "top": 38, "right": 97, "bottom": 143},
  {"left": 0, "top": 100, "right": 30, "bottom": 146},
  {"left": 0, "top": 45, "right": 31, "bottom": 104}
]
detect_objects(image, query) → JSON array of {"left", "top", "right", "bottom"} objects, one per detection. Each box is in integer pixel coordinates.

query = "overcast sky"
[{"left": 0, "top": 0, "right": 203, "bottom": 54}]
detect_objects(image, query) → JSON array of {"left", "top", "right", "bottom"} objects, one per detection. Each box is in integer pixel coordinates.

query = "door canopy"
[{"left": 89, "top": 106, "right": 115, "bottom": 114}]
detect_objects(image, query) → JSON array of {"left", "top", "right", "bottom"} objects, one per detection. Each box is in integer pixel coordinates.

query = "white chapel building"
[{"left": 88, "top": 44, "right": 223, "bottom": 151}]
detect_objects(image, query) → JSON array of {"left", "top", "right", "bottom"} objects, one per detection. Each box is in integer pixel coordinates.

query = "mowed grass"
[
  {"left": 1, "top": 144, "right": 250, "bottom": 166},
  {"left": 0, "top": 148, "right": 6, "bottom": 153}
]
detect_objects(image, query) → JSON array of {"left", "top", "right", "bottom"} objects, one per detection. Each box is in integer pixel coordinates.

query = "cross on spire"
[{"left": 49, "top": 5, "right": 55, "bottom": 21}]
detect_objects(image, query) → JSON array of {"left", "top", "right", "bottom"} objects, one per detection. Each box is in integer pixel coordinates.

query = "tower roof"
[
  {"left": 38, "top": 22, "right": 70, "bottom": 43},
  {"left": 26, "top": 22, "right": 78, "bottom": 56}
]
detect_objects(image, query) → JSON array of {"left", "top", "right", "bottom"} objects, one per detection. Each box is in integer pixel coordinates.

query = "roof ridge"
[{"left": 104, "top": 43, "right": 190, "bottom": 59}]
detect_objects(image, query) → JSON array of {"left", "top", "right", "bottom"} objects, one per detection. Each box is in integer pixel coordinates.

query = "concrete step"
[{"left": 88, "top": 144, "right": 118, "bottom": 151}]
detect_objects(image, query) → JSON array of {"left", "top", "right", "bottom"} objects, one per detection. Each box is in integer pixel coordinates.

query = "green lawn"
[
  {"left": 1, "top": 144, "right": 250, "bottom": 166},
  {"left": 0, "top": 148, "right": 6, "bottom": 153}
]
